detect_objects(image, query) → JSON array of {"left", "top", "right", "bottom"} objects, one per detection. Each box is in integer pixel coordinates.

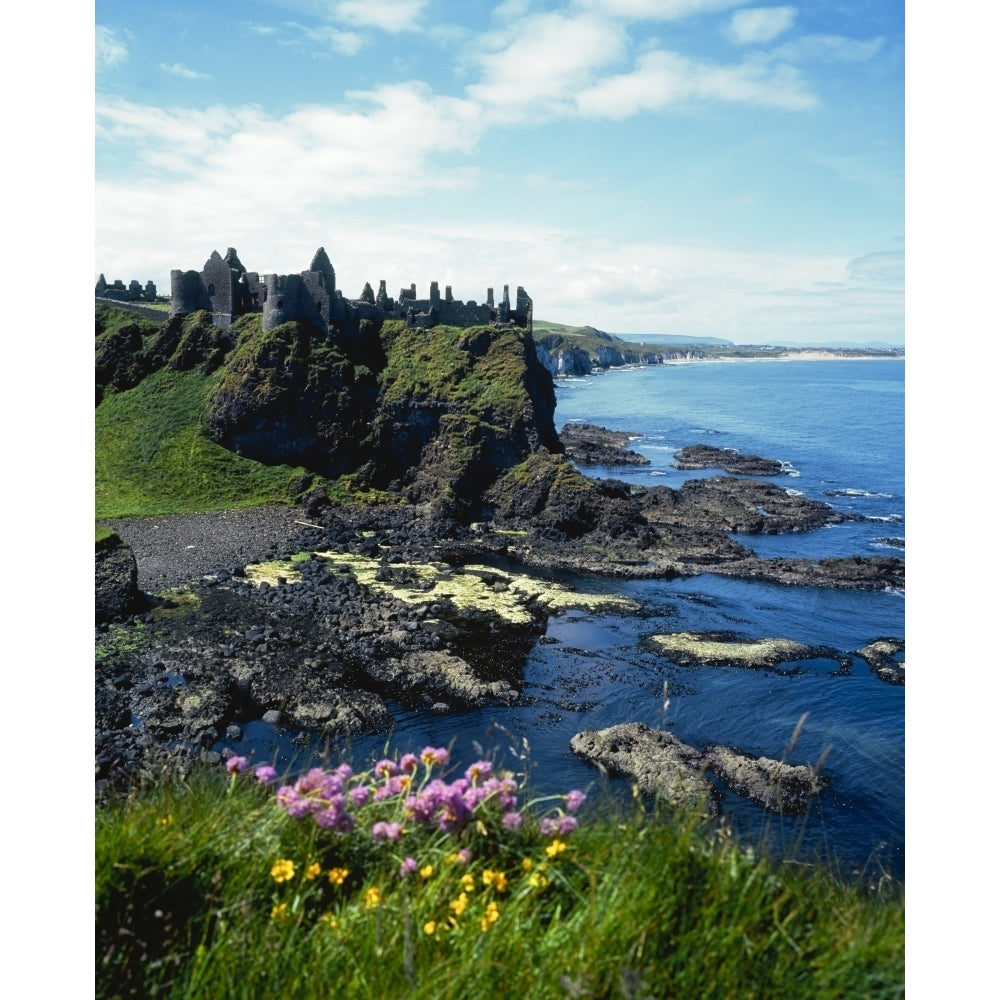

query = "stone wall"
[{"left": 164, "top": 246, "right": 532, "bottom": 337}]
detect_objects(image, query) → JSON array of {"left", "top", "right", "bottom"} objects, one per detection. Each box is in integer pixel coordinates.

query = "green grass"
[
  {"left": 378, "top": 321, "right": 534, "bottom": 421},
  {"left": 96, "top": 755, "right": 903, "bottom": 999},
  {"left": 95, "top": 364, "right": 319, "bottom": 518}
]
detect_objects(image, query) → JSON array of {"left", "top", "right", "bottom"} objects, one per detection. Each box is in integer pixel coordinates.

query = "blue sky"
[{"left": 95, "top": 0, "right": 904, "bottom": 344}]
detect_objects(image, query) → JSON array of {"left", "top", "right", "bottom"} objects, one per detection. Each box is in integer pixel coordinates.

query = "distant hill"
[
  {"left": 763, "top": 339, "right": 904, "bottom": 350},
  {"left": 533, "top": 321, "right": 734, "bottom": 349}
]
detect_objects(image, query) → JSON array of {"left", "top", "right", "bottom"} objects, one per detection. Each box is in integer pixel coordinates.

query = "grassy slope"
[
  {"left": 95, "top": 365, "right": 314, "bottom": 518},
  {"left": 96, "top": 305, "right": 361, "bottom": 518}
]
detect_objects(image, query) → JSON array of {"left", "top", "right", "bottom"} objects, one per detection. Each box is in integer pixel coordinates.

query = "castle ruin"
[
  {"left": 95, "top": 274, "right": 158, "bottom": 303},
  {"left": 165, "top": 247, "right": 532, "bottom": 336}
]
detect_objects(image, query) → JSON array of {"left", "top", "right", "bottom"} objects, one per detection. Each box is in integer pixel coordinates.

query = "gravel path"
[{"left": 99, "top": 506, "right": 321, "bottom": 592}]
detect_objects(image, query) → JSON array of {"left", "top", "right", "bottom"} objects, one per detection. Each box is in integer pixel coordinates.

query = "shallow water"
[{"left": 221, "top": 359, "right": 905, "bottom": 878}]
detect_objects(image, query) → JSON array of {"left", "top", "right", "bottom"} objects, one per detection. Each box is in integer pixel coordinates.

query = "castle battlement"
[
  {"left": 165, "top": 247, "right": 532, "bottom": 336},
  {"left": 96, "top": 274, "right": 158, "bottom": 303}
]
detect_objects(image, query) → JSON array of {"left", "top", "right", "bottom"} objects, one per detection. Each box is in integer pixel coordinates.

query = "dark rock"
[
  {"left": 95, "top": 532, "right": 145, "bottom": 623},
  {"left": 672, "top": 444, "right": 787, "bottom": 476},
  {"left": 560, "top": 423, "right": 651, "bottom": 467}
]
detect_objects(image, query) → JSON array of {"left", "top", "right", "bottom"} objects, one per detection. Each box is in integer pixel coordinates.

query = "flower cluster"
[
  {"left": 237, "top": 749, "right": 589, "bottom": 941},
  {"left": 243, "top": 748, "right": 589, "bottom": 848}
]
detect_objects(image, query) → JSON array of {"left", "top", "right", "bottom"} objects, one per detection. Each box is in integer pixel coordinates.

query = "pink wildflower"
[{"left": 254, "top": 764, "right": 277, "bottom": 784}]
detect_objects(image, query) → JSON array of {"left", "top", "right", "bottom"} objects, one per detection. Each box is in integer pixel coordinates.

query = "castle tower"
[
  {"left": 170, "top": 269, "right": 208, "bottom": 317},
  {"left": 262, "top": 273, "right": 296, "bottom": 329},
  {"left": 224, "top": 247, "right": 247, "bottom": 274},
  {"left": 309, "top": 247, "right": 336, "bottom": 295}
]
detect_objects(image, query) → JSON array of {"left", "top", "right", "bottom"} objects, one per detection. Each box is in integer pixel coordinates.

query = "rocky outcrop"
[
  {"left": 570, "top": 722, "right": 720, "bottom": 815},
  {"left": 95, "top": 532, "right": 144, "bottom": 623},
  {"left": 857, "top": 638, "right": 905, "bottom": 685},
  {"left": 643, "top": 632, "right": 850, "bottom": 672},
  {"left": 206, "top": 317, "right": 384, "bottom": 477},
  {"left": 672, "top": 444, "right": 787, "bottom": 476},
  {"left": 560, "top": 423, "right": 650, "bottom": 466},
  {"left": 702, "top": 744, "right": 829, "bottom": 815},
  {"left": 569, "top": 722, "right": 828, "bottom": 816}
]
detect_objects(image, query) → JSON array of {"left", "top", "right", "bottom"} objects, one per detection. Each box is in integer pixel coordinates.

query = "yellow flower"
[
  {"left": 157, "top": 814, "right": 174, "bottom": 827},
  {"left": 364, "top": 886, "right": 382, "bottom": 909},
  {"left": 460, "top": 873, "right": 476, "bottom": 893},
  {"left": 305, "top": 862, "right": 322, "bottom": 880},
  {"left": 480, "top": 900, "right": 501, "bottom": 931},
  {"left": 271, "top": 859, "right": 296, "bottom": 883},
  {"left": 545, "top": 839, "right": 567, "bottom": 859},
  {"left": 521, "top": 857, "right": 533, "bottom": 871},
  {"left": 420, "top": 865, "right": 434, "bottom": 879},
  {"left": 450, "top": 892, "right": 469, "bottom": 916},
  {"left": 482, "top": 870, "right": 508, "bottom": 892},
  {"left": 270, "top": 902, "right": 289, "bottom": 921},
  {"left": 423, "top": 920, "right": 437, "bottom": 936},
  {"left": 528, "top": 872, "right": 549, "bottom": 890},
  {"left": 328, "top": 867, "right": 349, "bottom": 887},
  {"left": 321, "top": 913, "right": 339, "bottom": 930}
]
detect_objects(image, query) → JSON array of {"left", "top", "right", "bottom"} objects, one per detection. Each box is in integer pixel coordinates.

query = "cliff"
[
  {"left": 96, "top": 302, "right": 902, "bottom": 591},
  {"left": 531, "top": 323, "right": 707, "bottom": 376},
  {"left": 96, "top": 303, "right": 562, "bottom": 521}
]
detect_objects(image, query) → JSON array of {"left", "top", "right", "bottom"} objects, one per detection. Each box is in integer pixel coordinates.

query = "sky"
[{"left": 94, "top": 0, "right": 904, "bottom": 345}]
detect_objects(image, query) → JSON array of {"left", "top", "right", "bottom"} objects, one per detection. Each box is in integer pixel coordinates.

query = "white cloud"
[
  {"left": 576, "top": 49, "right": 816, "bottom": 117},
  {"left": 773, "top": 34, "right": 884, "bottom": 63},
  {"left": 159, "top": 63, "right": 212, "bottom": 80},
  {"left": 96, "top": 82, "right": 483, "bottom": 200},
  {"left": 294, "top": 23, "right": 365, "bottom": 55},
  {"left": 726, "top": 7, "right": 797, "bottom": 45},
  {"left": 847, "top": 250, "right": 904, "bottom": 284},
  {"left": 241, "top": 22, "right": 279, "bottom": 36},
  {"left": 467, "top": 12, "right": 628, "bottom": 120},
  {"left": 96, "top": 25, "right": 128, "bottom": 71},
  {"left": 332, "top": 0, "right": 427, "bottom": 33},
  {"left": 576, "top": 0, "right": 744, "bottom": 21}
]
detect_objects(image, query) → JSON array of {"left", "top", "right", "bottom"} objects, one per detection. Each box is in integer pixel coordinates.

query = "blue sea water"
[{"left": 240, "top": 358, "right": 906, "bottom": 879}]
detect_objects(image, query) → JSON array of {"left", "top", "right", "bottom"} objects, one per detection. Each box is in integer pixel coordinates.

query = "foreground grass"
[{"left": 96, "top": 755, "right": 903, "bottom": 999}]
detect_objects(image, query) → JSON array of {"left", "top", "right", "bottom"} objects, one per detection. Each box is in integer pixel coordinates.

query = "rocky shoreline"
[{"left": 97, "top": 468, "right": 903, "bottom": 806}]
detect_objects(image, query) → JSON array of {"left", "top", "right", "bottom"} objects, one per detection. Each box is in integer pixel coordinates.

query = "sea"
[{"left": 237, "top": 356, "right": 906, "bottom": 879}]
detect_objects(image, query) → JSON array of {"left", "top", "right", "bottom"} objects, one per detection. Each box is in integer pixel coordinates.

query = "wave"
[
  {"left": 823, "top": 488, "right": 893, "bottom": 499},
  {"left": 866, "top": 513, "right": 904, "bottom": 523},
  {"left": 872, "top": 537, "right": 905, "bottom": 550}
]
